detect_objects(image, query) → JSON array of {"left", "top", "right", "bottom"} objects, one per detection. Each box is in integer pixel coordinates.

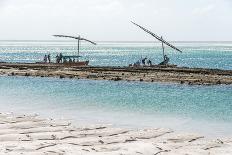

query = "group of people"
[
  {"left": 133, "top": 57, "right": 152, "bottom": 67},
  {"left": 55, "top": 53, "right": 63, "bottom": 63},
  {"left": 62, "top": 57, "right": 77, "bottom": 63},
  {"left": 43, "top": 53, "right": 169, "bottom": 66},
  {"left": 132, "top": 55, "right": 170, "bottom": 67},
  {"left": 43, "top": 53, "right": 79, "bottom": 64},
  {"left": 141, "top": 57, "right": 152, "bottom": 66},
  {"left": 43, "top": 54, "right": 51, "bottom": 63},
  {"left": 43, "top": 53, "right": 64, "bottom": 63}
]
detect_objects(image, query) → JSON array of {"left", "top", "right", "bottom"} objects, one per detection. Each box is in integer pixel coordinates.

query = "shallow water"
[
  {"left": 0, "top": 41, "right": 232, "bottom": 70},
  {"left": 0, "top": 76, "right": 231, "bottom": 138},
  {"left": 0, "top": 41, "right": 231, "bottom": 138}
]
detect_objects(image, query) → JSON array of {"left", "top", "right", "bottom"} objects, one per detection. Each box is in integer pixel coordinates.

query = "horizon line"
[{"left": 1, "top": 40, "right": 232, "bottom": 43}]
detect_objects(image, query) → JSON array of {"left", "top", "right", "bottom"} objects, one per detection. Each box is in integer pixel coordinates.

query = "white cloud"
[
  {"left": 192, "top": 5, "right": 215, "bottom": 15},
  {"left": 89, "top": 0, "right": 124, "bottom": 16},
  {"left": 0, "top": 0, "right": 231, "bottom": 41}
]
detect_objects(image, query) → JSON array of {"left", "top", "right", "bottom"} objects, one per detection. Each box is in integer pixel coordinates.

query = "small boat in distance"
[{"left": 52, "top": 35, "right": 97, "bottom": 66}]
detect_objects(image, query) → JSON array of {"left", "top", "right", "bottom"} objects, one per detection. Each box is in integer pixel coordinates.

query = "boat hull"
[
  {"left": 35, "top": 61, "right": 89, "bottom": 67},
  {"left": 62, "top": 61, "right": 89, "bottom": 67}
]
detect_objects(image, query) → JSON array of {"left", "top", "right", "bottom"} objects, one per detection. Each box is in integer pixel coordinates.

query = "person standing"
[
  {"left": 44, "top": 55, "right": 47, "bottom": 63},
  {"left": 142, "top": 57, "right": 147, "bottom": 66},
  {"left": 56, "top": 54, "right": 59, "bottom": 63},
  {"left": 59, "top": 53, "right": 63, "bottom": 63},
  {"left": 147, "top": 59, "right": 152, "bottom": 66},
  {"left": 48, "top": 54, "right": 51, "bottom": 63}
]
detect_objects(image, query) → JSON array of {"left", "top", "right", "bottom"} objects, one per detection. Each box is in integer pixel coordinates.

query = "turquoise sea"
[
  {"left": 0, "top": 41, "right": 232, "bottom": 69},
  {"left": 0, "top": 41, "right": 231, "bottom": 137}
]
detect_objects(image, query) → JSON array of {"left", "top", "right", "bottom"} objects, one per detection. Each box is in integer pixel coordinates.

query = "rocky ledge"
[{"left": 0, "top": 63, "right": 232, "bottom": 85}]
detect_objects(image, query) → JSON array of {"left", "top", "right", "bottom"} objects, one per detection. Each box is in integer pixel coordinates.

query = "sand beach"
[{"left": 0, "top": 112, "right": 232, "bottom": 155}]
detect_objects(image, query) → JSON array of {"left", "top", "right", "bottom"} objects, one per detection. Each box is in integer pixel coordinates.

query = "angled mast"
[
  {"left": 131, "top": 21, "right": 182, "bottom": 63},
  {"left": 131, "top": 22, "right": 182, "bottom": 53},
  {"left": 53, "top": 35, "right": 97, "bottom": 56},
  {"left": 161, "top": 36, "right": 165, "bottom": 60},
  {"left": 53, "top": 35, "right": 96, "bottom": 45}
]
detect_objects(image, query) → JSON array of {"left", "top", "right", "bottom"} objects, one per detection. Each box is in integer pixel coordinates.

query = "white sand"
[{"left": 0, "top": 112, "right": 232, "bottom": 155}]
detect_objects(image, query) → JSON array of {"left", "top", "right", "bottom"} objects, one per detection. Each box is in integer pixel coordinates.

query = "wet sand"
[
  {"left": 0, "top": 112, "right": 231, "bottom": 155},
  {"left": 0, "top": 62, "right": 231, "bottom": 85}
]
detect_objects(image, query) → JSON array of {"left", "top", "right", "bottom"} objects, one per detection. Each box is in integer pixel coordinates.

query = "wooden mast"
[
  {"left": 53, "top": 34, "right": 97, "bottom": 59},
  {"left": 77, "top": 37, "right": 80, "bottom": 57},
  {"left": 131, "top": 21, "right": 182, "bottom": 63},
  {"left": 161, "top": 36, "right": 165, "bottom": 61}
]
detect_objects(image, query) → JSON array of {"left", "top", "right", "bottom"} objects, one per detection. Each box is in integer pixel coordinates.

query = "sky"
[{"left": 0, "top": 0, "right": 231, "bottom": 41}]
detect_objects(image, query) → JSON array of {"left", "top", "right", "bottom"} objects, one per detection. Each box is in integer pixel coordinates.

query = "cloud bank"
[{"left": 0, "top": 0, "right": 231, "bottom": 41}]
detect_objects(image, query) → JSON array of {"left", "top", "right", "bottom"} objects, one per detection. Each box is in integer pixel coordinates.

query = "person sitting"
[
  {"left": 133, "top": 60, "right": 140, "bottom": 67},
  {"left": 159, "top": 55, "right": 170, "bottom": 65},
  {"left": 164, "top": 55, "right": 169, "bottom": 62},
  {"left": 63, "top": 58, "right": 67, "bottom": 63}
]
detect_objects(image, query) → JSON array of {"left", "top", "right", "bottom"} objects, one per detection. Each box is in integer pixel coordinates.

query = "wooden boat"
[
  {"left": 131, "top": 22, "right": 183, "bottom": 66},
  {"left": 60, "top": 60, "right": 89, "bottom": 67},
  {"left": 36, "top": 61, "right": 89, "bottom": 67},
  {"left": 52, "top": 34, "right": 96, "bottom": 67}
]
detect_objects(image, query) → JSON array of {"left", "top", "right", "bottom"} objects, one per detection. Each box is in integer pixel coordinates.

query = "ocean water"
[
  {"left": 0, "top": 76, "right": 231, "bottom": 138},
  {"left": 0, "top": 41, "right": 232, "bottom": 138},
  {"left": 0, "top": 41, "right": 232, "bottom": 69}
]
